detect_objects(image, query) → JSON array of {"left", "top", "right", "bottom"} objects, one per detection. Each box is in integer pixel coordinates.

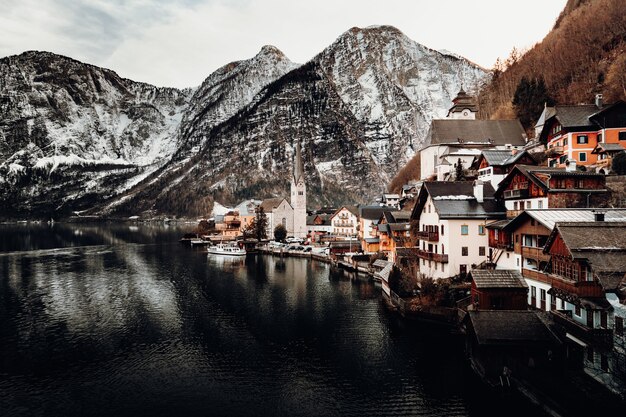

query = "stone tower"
[
  {"left": 446, "top": 87, "right": 478, "bottom": 119},
  {"left": 291, "top": 141, "right": 307, "bottom": 239}
]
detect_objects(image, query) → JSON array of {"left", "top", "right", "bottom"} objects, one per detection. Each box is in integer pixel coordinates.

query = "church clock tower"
[{"left": 291, "top": 141, "right": 307, "bottom": 239}]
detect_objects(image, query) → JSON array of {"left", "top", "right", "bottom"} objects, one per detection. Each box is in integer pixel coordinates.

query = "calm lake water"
[{"left": 0, "top": 223, "right": 535, "bottom": 417}]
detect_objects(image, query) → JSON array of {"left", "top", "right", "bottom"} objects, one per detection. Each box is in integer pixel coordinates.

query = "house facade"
[
  {"left": 260, "top": 198, "right": 294, "bottom": 239},
  {"left": 536, "top": 97, "right": 626, "bottom": 169},
  {"left": 330, "top": 206, "right": 359, "bottom": 237},
  {"left": 495, "top": 165, "right": 610, "bottom": 217},
  {"left": 473, "top": 150, "right": 537, "bottom": 188},
  {"left": 410, "top": 181, "right": 506, "bottom": 280}
]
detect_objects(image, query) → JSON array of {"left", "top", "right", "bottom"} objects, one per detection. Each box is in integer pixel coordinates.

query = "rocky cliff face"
[{"left": 0, "top": 26, "right": 487, "bottom": 219}]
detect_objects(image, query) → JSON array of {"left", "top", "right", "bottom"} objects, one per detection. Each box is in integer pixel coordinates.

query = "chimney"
[
  {"left": 593, "top": 211, "right": 606, "bottom": 222},
  {"left": 595, "top": 94, "right": 603, "bottom": 109},
  {"left": 473, "top": 180, "right": 484, "bottom": 203},
  {"left": 565, "top": 158, "right": 577, "bottom": 172}
]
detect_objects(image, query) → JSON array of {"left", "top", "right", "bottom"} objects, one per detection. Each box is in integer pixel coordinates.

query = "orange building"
[{"left": 536, "top": 97, "right": 626, "bottom": 170}]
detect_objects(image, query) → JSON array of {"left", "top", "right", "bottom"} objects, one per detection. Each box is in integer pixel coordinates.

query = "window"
[
  {"left": 576, "top": 179, "right": 584, "bottom": 188},
  {"left": 563, "top": 138, "right": 568, "bottom": 146},
  {"left": 479, "top": 246, "right": 486, "bottom": 256},
  {"left": 478, "top": 225, "right": 485, "bottom": 235},
  {"left": 461, "top": 225, "right": 468, "bottom": 235},
  {"left": 462, "top": 247, "right": 468, "bottom": 256},
  {"left": 524, "top": 235, "right": 533, "bottom": 247},
  {"left": 441, "top": 244, "right": 445, "bottom": 254},
  {"left": 619, "top": 131, "right": 626, "bottom": 141},
  {"left": 616, "top": 317, "right": 624, "bottom": 336},
  {"left": 598, "top": 133, "right": 603, "bottom": 143},
  {"left": 428, "top": 204, "right": 431, "bottom": 213},
  {"left": 441, "top": 263, "right": 444, "bottom": 272},
  {"left": 601, "top": 354, "right": 609, "bottom": 372},
  {"left": 579, "top": 152, "right": 587, "bottom": 162},
  {"left": 516, "top": 258, "right": 520, "bottom": 266},
  {"left": 575, "top": 305, "right": 581, "bottom": 316},
  {"left": 282, "top": 217, "right": 287, "bottom": 227},
  {"left": 514, "top": 202, "right": 518, "bottom": 210},
  {"left": 441, "top": 225, "right": 444, "bottom": 235},
  {"left": 298, "top": 191, "right": 303, "bottom": 195},
  {"left": 526, "top": 201, "right": 531, "bottom": 209},
  {"left": 540, "top": 289, "right": 546, "bottom": 301},
  {"left": 577, "top": 135, "right": 588, "bottom": 144},
  {"left": 559, "top": 155, "right": 567, "bottom": 164}
]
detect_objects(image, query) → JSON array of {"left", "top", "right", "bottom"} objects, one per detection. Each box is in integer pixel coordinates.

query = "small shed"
[{"left": 470, "top": 270, "right": 528, "bottom": 310}]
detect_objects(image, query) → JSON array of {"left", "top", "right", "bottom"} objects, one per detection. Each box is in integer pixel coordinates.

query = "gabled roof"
[
  {"left": 259, "top": 197, "right": 290, "bottom": 212},
  {"left": 411, "top": 181, "right": 506, "bottom": 220},
  {"left": 551, "top": 105, "right": 599, "bottom": 128},
  {"left": 425, "top": 119, "right": 527, "bottom": 146},
  {"left": 470, "top": 270, "right": 528, "bottom": 289},
  {"left": 495, "top": 165, "right": 606, "bottom": 197},
  {"left": 331, "top": 205, "right": 359, "bottom": 219},
  {"left": 467, "top": 311, "right": 559, "bottom": 346},
  {"left": 477, "top": 150, "right": 536, "bottom": 167},
  {"left": 360, "top": 205, "right": 393, "bottom": 220},
  {"left": 544, "top": 222, "right": 626, "bottom": 273},
  {"left": 591, "top": 142, "right": 626, "bottom": 154},
  {"left": 504, "top": 209, "right": 626, "bottom": 232}
]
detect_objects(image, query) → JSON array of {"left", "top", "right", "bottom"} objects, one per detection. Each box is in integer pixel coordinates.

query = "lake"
[{"left": 0, "top": 223, "right": 535, "bottom": 416}]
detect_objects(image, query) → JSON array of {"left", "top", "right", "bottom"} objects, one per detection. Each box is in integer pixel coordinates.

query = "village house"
[
  {"left": 536, "top": 222, "right": 626, "bottom": 396},
  {"left": 495, "top": 165, "right": 610, "bottom": 218},
  {"left": 306, "top": 213, "right": 332, "bottom": 242},
  {"left": 469, "top": 270, "right": 528, "bottom": 311},
  {"left": 472, "top": 149, "right": 537, "bottom": 188},
  {"left": 214, "top": 210, "right": 243, "bottom": 239},
  {"left": 535, "top": 96, "right": 626, "bottom": 170},
  {"left": 591, "top": 142, "right": 626, "bottom": 174},
  {"left": 488, "top": 209, "right": 626, "bottom": 279},
  {"left": 418, "top": 89, "right": 527, "bottom": 181},
  {"left": 464, "top": 310, "right": 562, "bottom": 390},
  {"left": 410, "top": 181, "right": 506, "bottom": 279},
  {"left": 375, "top": 211, "right": 411, "bottom": 262},
  {"left": 330, "top": 206, "right": 359, "bottom": 237},
  {"left": 359, "top": 206, "right": 393, "bottom": 252},
  {"left": 381, "top": 193, "right": 401, "bottom": 209}
]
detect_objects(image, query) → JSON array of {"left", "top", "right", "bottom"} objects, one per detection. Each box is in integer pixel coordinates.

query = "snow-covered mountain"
[{"left": 0, "top": 26, "right": 488, "bottom": 219}]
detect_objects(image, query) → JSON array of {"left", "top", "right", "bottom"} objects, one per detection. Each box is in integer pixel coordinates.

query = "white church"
[{"left": 259, "top": 141, "right": 308, "bottom": 239}]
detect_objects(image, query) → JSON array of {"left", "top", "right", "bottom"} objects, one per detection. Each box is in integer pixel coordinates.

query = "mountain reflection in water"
[{"left": 0, "top": 223, "right": 536, "bottom": 417}]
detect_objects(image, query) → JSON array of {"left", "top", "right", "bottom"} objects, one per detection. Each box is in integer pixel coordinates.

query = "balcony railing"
[
  {"left": 549, "top": 146, "right": 564, "bottom": 155},
  {"left": 550, "top": 310, "right": 613, "bottom": 346},
  {"left": 522, "top": 268, "right": 604, "bottom": 298},
  {"left": 334, "top": 221, "right": 354, "bottom": 227},
  {"left": 416, "top": 230, "right": 439, "bottom": 242},
  {"left": 521, "top": 246, "right": 550, "bottom": 262},
  {"left": 503, "top": 188, "right": 529, "bottom": 199},
  {"left": 416, "top": 249, "right": 448, "bottom": 263}
]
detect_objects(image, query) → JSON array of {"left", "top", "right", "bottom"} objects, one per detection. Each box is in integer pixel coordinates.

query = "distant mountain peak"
[{"left": 257, "top": 45, "right": 287, "bottom": 59}]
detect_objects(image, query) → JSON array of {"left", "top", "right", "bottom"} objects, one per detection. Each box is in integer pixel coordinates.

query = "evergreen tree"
[
  {"left": 612, "top": 151, "right": 626, "bottom": 175},
  {"left": 245, "top": 207, "right": 268, "bottom": 241},
  {"left": 512, "top": 77, "right": 554, "bottom": 131},
  {"left": 455, "top": 158, "right": 465, "bottom": 181},
  {"left": 274, "top": 224, "right": 287, "bottom": 242}
]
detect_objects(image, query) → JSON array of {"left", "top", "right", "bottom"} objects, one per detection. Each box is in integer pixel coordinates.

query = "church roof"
[{"left": 293, "top": 141, "right": 305, "bottom": 184}]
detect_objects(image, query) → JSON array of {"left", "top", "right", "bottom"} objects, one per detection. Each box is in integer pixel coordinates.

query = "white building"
[
  {"left": 330, "top": 206, "right": 359, "bottom": 237},
  {"left": 418, "top": 89, "right": 527, "bottom": 180},
  {"left": 260, "top": 197, "right": 294, "bottom": 239},
  {"left": 410, "top": 181, "right": 507, "bottom": 279}
]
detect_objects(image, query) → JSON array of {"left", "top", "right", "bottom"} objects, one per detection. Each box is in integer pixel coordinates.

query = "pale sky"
[{"left": 0, "top": 0, "right": 568, "bottom": 88}]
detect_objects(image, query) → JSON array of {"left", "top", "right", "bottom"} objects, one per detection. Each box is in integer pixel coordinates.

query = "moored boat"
[{"left": 207, "top": 243, "right": 246, "bottom": 256}]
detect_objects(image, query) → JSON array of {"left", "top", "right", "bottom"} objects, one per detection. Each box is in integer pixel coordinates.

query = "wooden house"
[
  {"left": 472, "top": 149, "right": 537, "bottom": 188},
  {"left": 495, "top": 165, "right": 610, "bottom": 218},
  {"left": 469, "top": 270, "right": 528, "bottom": 310},
  {"left": 536, "top": 97, "right": 626, "bottom": 169}
]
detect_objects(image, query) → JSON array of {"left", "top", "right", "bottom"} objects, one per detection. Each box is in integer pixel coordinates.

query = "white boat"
[{"left": 207, "top": 243, "right": 247, "bottom": 256}]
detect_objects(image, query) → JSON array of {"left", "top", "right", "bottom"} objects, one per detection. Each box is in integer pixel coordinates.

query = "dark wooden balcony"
[
  {"left": 416, "top": 231, "right": 439, "bottom": 242},
  {"left": 522, "top": 268, "right": 605, "bottom": 298},
  {"left": 521, "top": 246, "right": 550, "bottom": 262},
  {"left": 416, "top": 249, "right": 448, "bottom": 263},
  {"left": 550, "top": 309, "right": 613, "bottom": 346}
]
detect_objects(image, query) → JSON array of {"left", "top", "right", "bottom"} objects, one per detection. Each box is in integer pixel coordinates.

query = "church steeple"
[
  {"left": 447, "top": 87, "right": 478, "bottom": 119},
  {"left": 293, "top": 140, "right": 305, "bottom": 184},
  {"left": 291, "top": 140, "right": 307, "bottom": 238}
]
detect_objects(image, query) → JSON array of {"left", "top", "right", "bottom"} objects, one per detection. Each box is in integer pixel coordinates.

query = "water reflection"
[{"left": 0, "top": 224, "right": 535, "bottom": 417}]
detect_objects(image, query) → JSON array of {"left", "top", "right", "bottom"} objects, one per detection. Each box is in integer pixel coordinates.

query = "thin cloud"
[{"left": 0, "top": 0, "right": 568, "bottom": 88}]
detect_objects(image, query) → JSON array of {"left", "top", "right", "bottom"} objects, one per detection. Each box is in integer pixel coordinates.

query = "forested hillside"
[{"left": 478, "top": 0, "right": 626, "bottom": 131}]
